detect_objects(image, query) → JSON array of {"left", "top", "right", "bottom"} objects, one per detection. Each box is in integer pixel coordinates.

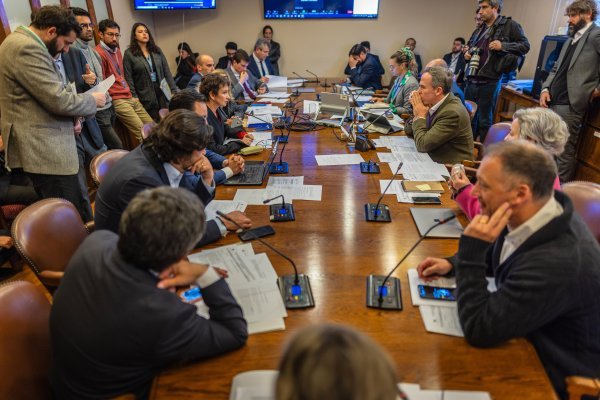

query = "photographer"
[{"left": 464, "top": 0, "right": 529, "bottom": 141}]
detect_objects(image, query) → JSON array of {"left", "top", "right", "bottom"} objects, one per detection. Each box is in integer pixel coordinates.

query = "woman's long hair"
[{"left": 129, "top": 22, "right": 160, "bottom": 56}]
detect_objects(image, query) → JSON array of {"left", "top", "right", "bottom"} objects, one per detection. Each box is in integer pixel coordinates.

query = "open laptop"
[
  {"left": 314, "top": 93, "right": 350, "bottom": 127},
  {"left": 224, "top": 139, "right": 280, "bottom": 186},
  {"left": 409, "top": 208, "right": 464, "bottom": 238},
  {"left": 361, "top": 110, "right": 404, "bottom": 134}
]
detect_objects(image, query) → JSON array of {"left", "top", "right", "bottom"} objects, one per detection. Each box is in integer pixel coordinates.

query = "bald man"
[
  {"left": 187, "top": 54, "right": 216, "bottom": 91},
  {"left": 425, "top": 59, "right": 465, "bottom": 104}
]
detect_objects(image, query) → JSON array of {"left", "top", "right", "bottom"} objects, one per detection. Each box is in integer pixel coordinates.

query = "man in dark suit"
[
  {"left": 344, "top": 44, "right": 383, "bottom": 90},
  {"left": 216, "top": 41, "right": 238, "bottom": 70},
  {"left": 248, "top": 38, "right": 273, "bottom": 83},
  {"left": 51, "top": 186, "right": 248, "bottom": 400},
  {"left": 540, "top": 0, "right": 600, "bottom": 182},
  {"left": 443, "top": 37, "right": 467, "bottom": 86},
  {"left": 186, "top": 54, "right": 216, "bottom": 91},
  {"left": 226, "top": 50, "right": 267, "bottom": 102},
  {"left": 360, "top": 41, "right": 385, "bottom": 76},
  {"left": 94, "top": 110, "right": 252, "bottom": 245}
]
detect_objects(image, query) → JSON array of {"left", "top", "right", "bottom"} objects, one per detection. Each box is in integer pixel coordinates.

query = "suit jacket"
[
  {"left": 186, "top": 73, "right": 203, "bottom": 91},
  {"left": 94, "top": 145, "right": 221, "bottom": 246},
  {"left": 216, "top": 55, "right": 230, "bottom": 70},
  {"left": 386, "top": 73, "right": 419, "bottom": 115},
  {"left": 248, "top": 54, "right": 274, "bottom": 78},
  {"left": 405, "top": 93, "right": 474, "bottom": 164},
  {"left": 0, "top": 26, "right": 97, "bottom": 175},
  {"left": 443, "top": 52, "right": 467, "bottom": 85},
  {"left": 206, "top": 107, "right": 246, "bottom": 155},
  {"left": 50, "top": 230, "right": 247, "bottom": 400},
  {"left": 225, "top": 67, "right": 263, "bottom": 102},
  {"left": 268, "top": 40, "right": 281, "bottom": 75},
  {"left": 543, "top": 23, "right": 600, "bottom": 114},
  {"left": 123, "top": 48, "right": 177, "bottom": 112},
  {"left": 347, "top": 53, "right": 383, "bottom": 90}
]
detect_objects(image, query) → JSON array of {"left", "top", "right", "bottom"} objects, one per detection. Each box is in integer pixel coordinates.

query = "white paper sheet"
[
  {"left": 287, "top": 78, "right": 306, "bottom": 85},
  {"left": 392, "top": 151, "right": 433, "bottom": 164},
  {"left": 419, "top": 305, "right": 464, "bottom": 337},
  {"left": 247, "top": 105, "right": 282, "bottom": 116},
  {"left": 85, "top": 74, "right": 115, "bottom": 94},
  {"left": 315, "top": 154, "right": 364, "bottom": 166},
  {"left": 247, "top": 318, "right": 286, "bottom": 335},
  {"left": 249, "top": 131, "right": 273, "bottom": 147},
  {"left": 356, "top": 95, "right": 373, "bottom": 102},
  {"left": 303, "top": 100, "right": 320, "bottom": 116},
  {"left": 267, "top": 176, "right": 304, "bottom": 187},
  {"left": 248, "top": 114, "right": 273, "bottom": 126},
  {"left": 265, "top": 75, "right": 287, "bottom": 88},
  {"left": 204, "top": 200, "right": 248, "bottom": 221},
  {"left": 403, "top": 173, "right": 446, "bottom": 181},
  {"left": 377, "top": 152, "right": 402, "bottom": 163},
  {"left": 230, "top": 370, "right": 277, "bottom": 400},
  {"left": 257, "top": 92, "right": 291, "bottom": 99},
  {"left": 257, "top": 98, "right": 289, "bottom": 104},
  {"left": 444, "top": 391, "right": 492, "bottom": 400}
]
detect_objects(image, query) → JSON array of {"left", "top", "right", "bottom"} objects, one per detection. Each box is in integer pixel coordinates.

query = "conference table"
[{"left": 150, "top": 85, "right": 557, "bottom": 400}]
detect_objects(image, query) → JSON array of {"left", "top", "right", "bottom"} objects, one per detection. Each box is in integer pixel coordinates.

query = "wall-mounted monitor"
[
  {"left": 264, "top": 0, "right": 379, "bottom": 19},
  {"left": 134, "top": 0, "right": 216, "bottom": 10}
]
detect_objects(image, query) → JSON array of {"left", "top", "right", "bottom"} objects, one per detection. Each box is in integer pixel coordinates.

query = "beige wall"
[{"left": 109, "top": 0, "right": 560, "bottom": 81}]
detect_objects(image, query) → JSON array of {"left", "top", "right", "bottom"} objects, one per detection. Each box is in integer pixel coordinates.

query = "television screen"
[
  {"left": 134, "top": 0, "right": 216, "bottom": 10},
  {"left": 264, "top": 0, "right": 379, "bottom": 19}
]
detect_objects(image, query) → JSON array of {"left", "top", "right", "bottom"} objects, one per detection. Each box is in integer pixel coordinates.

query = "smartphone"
[
  {"left": 412, "top": 196, "right": 442, "bottom": 204},
  {"left": 418, "top": 284, "right": 456, "bottom": 301},
  {"left": 238, "top": 225, "right": 276, "bottom": 241},
  {"left": 181, "top": 286, "right": 202, "bottom": 303}
]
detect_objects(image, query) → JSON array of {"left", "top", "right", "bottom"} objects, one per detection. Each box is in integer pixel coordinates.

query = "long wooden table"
[{"left": 151, "top": 88, "right": 557, "bottom": 399}]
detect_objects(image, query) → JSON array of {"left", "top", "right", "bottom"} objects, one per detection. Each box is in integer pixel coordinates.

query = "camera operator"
[{"left": 463, "top": 0, "right": 529, "bottom": 141}]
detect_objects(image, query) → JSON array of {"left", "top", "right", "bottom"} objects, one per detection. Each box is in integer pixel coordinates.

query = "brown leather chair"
[
  {"left": 566, "top": 376, "right": 600, "bottom": 399},
  {"left": 158, "top": 108, "right": 169, "bottom": 120},
  {"left": 141, "top": 122, "right": 155, "bottom": 140},
  {"left": 465, "top": 100, "right": 477, "bottom": 121},
  {"left": 11, "top": 199, "right": 92, "bottom": 287},
  {"left": 90, "top": 149, "right": 129, "bottom": 187},
  {"left": 0, "top": 280, "right": 52, "bottom": 400},
  {"left": 483, "top": 122, "right": 511, "bottom": 147},
  {"left": 562, "top": 181, "right": 600, "bottom": 243}
]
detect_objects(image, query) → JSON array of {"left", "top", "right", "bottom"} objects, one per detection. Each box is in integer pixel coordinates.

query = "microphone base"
[
  {"left": 269, "top": 203, "right": 295, "bottom": 222},
  {"left": 366, "top": 275, "right": 402, "bottom": 310},
  {"left": 365, "top": 203, "right": 392, "bottom": 222},
  {"left": 269, "top": 162, "right": 289, "bottom": 174},
  {"left": 279, "top": 274, "right": 315, "bottom": 309},
  {"left": 273, "top": 134, "right": 288, "bottom": 143},
  {"left": 320, "top": 82, "right": 331, "bottom": 88},
  {"left": 360, "top": 162, "right": 380, "bottom": 174}
]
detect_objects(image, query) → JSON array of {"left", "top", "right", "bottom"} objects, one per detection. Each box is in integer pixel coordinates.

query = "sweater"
[{"left": 95, "top": 43, "right": 132, "bottom": 100}]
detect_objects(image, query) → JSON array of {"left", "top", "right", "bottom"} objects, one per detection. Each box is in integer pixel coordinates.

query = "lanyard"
[{"left": 391, "top": 71, "right": 412, "bottom": 100}]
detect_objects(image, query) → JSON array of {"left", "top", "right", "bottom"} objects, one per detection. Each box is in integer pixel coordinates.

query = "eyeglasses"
[
  {"left": 79, "top": 23, "right": 94, "bottom": 29},
  {"left": 104, "top": 32, "right": 121, "bottom": 38}
]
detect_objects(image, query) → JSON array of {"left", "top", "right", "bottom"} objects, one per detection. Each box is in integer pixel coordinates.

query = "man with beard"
[
  {"left": 96, "top": 19, "right": 153, "bottom": 143},
  {"left": 0, "top": 6, "right": 106, "bottom": 221},
  {"left": 540, "top": 0, "right": 600, "bottom": 182},
  {"left": 443, "top": 37, "right": 467, "bottom": 86}
]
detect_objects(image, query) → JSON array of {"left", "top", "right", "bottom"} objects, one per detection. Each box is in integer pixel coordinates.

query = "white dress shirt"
[
  {"left": 573, "top": 21, "right": 593, "bottom": 44},
  {"left": 252, "top": 53, "right": 269, "bottom": 77},
  {"left": 231, "top": 66, "right": 253, "bottom": 101}
]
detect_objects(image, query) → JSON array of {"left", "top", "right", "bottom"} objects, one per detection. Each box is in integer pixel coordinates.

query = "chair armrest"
[
  {"left": 38, "top": 270, "right": 64, "bottom": 287},
  {"left": 566, "top": 376, "right": 600, "bottom": 399},
  {"left": 474, "top": 141, "right": 484, "bottom": 161}
]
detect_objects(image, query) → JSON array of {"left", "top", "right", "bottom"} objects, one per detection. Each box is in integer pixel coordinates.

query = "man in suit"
[
  {"left": 216, "top": 41, "right": 238, "bottom": 70},
  {"left": 541, "top": 0, "right": 600, "bottom": 182},
  {"left": 186, "top": 54, "right": 216, "bottom": 91},
  {"left": 0, "top": 6, "right": 105, "bottom": 222},
  {"left": 226, "top": 50, "right": 267, "bottom": 102},
  {"left": 248, "top": 38, "right": 273, "bottom": 83},
  {"left": 405, "top": 37, "right": 423, "bottom": 75},
  {"left": 406, "top": 67, "right": 474, "bottom": 164},
  {"left": 51, "top": 186, "right": 248, "bottom": 399},
  {"left": 94, "top": 110, "right": 252, "bottom": 246},
  {"left": 344, "top": 44, "right": 383, "bottom": 90},
  {"left": 443, "top": 37, "right": 467, "bottom": 86},
  {"left": 360, "top": 41, "right": 386, "bottom": 76}
]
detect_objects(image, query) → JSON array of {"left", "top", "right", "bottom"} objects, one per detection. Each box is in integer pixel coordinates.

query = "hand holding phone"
[{"left": 418, "top": 284, "right": 456, "bottom": 301}]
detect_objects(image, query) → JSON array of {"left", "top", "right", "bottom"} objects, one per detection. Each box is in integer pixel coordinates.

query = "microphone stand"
[
  {"left": 292, "top": 71, "right": 313, "bottom": 85},
  {"left": 270, "top": 109, "right": 299, "bottom": 174},
  {"left": 263, "top": 194, "right": 295, "bottom": 222},
  {"left": 245, "top": 111, "right": 273, "bottom": 132},
  {"left": 216, "top": 211, "right": 314, "bottom": 309},
  {"left": 365, "top": 162, "right": 403, "bottom": 222},
  {"left": 305, "top": 69, "right": 320, "bottom": 85}
]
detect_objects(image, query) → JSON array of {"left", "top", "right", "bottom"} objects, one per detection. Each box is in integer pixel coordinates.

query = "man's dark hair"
[
  {"left": 143, "top": 109, "right": 212, "bottom": 163},
  {"left": 129, "top": 22, "right": 160, "bottom": 56},
  {"left": 360, "top": 41, "right": 371, "bottom": 50},
  {"left": 98, "top": 19, "right": 120, "bottom": 33},
  {"left": 349, "top": 44, "right": 367, "bottom": 56},
  {"left": 566, "top": 0, "right": 598, "bottom": 20},
  {"left": 118, "top": 187, "right": 206, "bottom": 272},
  {"left": 30, "top": 6, "right": 81, "bottom": 36},
  {"left": 69, "top": 7, "right": 91, "bottom": 19},
  {"left": 262, "top": 25, "right": 274, "bottom": 35},
  {"left": 454, "top": 37, "right": 466, "bottom": 45},
  {"left": 478, "top": 0, "right": 502, "bottom": 13},
  {"left": 199, "top": 73, "right": 230, "bottom": 101},
  {"left": 485, "top": 140, "right": 557, "bottom": 200},
  {"left": 169, "top": 89, "right": 207, "bottom": 112},
  {"left": 226, "top": 41, "right": 238, "bottom": 51},
  {"left": 233, "top": 49, "right": 250, "bottom": 64}
]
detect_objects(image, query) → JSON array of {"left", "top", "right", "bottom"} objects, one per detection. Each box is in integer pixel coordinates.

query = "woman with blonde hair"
[{"left": 375, "top": 48, "right": 419, "bottom": 116}]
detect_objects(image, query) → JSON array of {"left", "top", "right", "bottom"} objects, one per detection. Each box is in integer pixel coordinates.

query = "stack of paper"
[
  {"left": 398, "top": 383, "right": 492, "bottom": 400},
  {"left": 233, "top": 176, "right": 322, "bottom": 205},
  {"left": 204, "top": 200, "right": 247, "bottom": 221},
  {"left": 188, "top": 243, "right": 287, "bottom": 334},
  {"left": 247, "top": 105, "right": 283, "bottom": 117},
  {"left": 248, "top": 113, "right": 273, "bottom": 127},
  {"left": 372, "top": 136, "right": 417, "bottom": 151},
  {"left": 265, "top": 75, "right": 288, "bottom": 89},
  {"left": 315, "top": 154, "right": 364, "bottom": 166},
  {"left": 249, "top": 131, "right": 273, "bottom": 147},
  {"left": 378, "top": 180, "right": 440, "bottom": 204}
]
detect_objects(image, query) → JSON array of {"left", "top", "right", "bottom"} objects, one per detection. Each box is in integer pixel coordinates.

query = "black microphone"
[
  {"left": 305, "top": 69, "right": 319, "bottom": 84},
  {"left": 216, "top": 211, "right": 313, "bottom": 309},
  {"left": 360, "top": 107, "right": 393, "bottom": 134},
  {"left": 262, "top": 194, "right": 294, "bottom": 221},
  {"left": 270, "top": 109, "right": 299, "bottom": 175},
  {"left": 366, "top": 214, "right": 458, "bottom": 310},
  {"left": 245, "top": 111, "right": 273, "bottom": 131},
  {"left": 365, "top": 162, "right": 403, "bottom": 222},
  {"left": 292, "top": 71, "right": 309, "bottom": 84}
]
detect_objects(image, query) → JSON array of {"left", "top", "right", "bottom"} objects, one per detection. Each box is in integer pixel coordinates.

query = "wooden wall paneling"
[
  {"left": 84, "top": 0, "right": 100, "bottom": 43},
  {"left": 105, "top": 0, "right": 113, "bottom": 20}
]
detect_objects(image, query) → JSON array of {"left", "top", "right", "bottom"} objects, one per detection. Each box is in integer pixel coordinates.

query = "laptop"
[
  {"left": 318, "top": 92, "right": 350, "bottom": 114},
  {"left": 315, "top": 107, "right": 348, "bottom": 128},
  {"left": 224, "top": 139, "right": 280, "bottom": 186},
  {"left": 361, "top": 110, "right": 404, "bottom": 135}
]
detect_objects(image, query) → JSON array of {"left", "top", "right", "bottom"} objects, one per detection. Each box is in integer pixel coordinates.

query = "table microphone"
[
  {"left": 292, "top": 71, "right": 309, "bottom": 84},
  {"left": 270, "top": 109, "right": 299, "bottom": 174},
  {"left": 365, "top": 162, "right": 403, "bottom": 222},
  {"left": 216, "top": 211, "right": 314, "bottom": 309},
  {"left": 366, "top": 214, "right": 458, "bottom": 310},
  {"left": 305, "top": 69, "right": 320, "bottom": 85},
  {"left": 263, "top": 194, "right": 295, "bottom": 222},
  {"left": 245, "top": 111, "right": 273, "bottom": 131}
]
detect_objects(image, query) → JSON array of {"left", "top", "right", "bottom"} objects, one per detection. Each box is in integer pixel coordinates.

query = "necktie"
[
  {"left": 426, "top": 110, "right": 437, "bottom": 129},
  {"left": 260, "top": 61, "right": 267, "bottom": 77},
  {"left": 179, "top": 171, "right": 198, "bottom": 190},
  {"left": 243, "top": 81, "right": 257, "bottom": 100}
]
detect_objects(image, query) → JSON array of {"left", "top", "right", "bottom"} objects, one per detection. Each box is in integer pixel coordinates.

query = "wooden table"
[
  {"left": 151, "top": 89, "right": 557, "bottom": 400},
  {"left": 493, "top": 86, "right": 538, "bottom": 123}
]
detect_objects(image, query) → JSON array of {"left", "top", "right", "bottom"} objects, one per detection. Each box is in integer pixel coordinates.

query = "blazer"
[
  {"left": 51, "top": 230, "right": 247, "bottom": 400},
  {"left": 347, "top": 53, "right": 383, "bottom": 90},
  {"left": 386, "top": 73, "right": 419, "bottom": 115},
  {"left": 94, "top": 145, "right": 221, "bottom": 246},
  {"left": 0, "top": 26, "right": 97, "bottom": 175},
  {"left": 186, "top": 73, "right": 203, "bottom": 91},
  {"left": 206, "top": 107, "right": 246, "bottom": 155},
  {"left": 123, "top": 48, "right": 177, "bottom": 112},
  {"left": 405, "top": 93, "right": 474, "bottom": 164},
  {"left": 225, "top": 67, "right": 263, "bottom": 101},
  {"left": 543, "top": 23, "right": 600, "bottom": 114},
  {"left": 174, "top": 55, "right": 197, "bottom": 89},
  {"left": 443, "top": 52, "right": 467, "bottom": 84},
  {"left": 268, "top": 40, "right": 281, "bottom": 76},
  {"left": 216, "top": 55, "right": 230, "bottom": 70},
  {"left": 248, "top": 54, "right": 274, "bottom": 78}
]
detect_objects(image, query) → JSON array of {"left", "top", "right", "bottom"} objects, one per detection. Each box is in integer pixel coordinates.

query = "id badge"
[{"left": 150, "top": 72, "right": 157, "bottom": 82}]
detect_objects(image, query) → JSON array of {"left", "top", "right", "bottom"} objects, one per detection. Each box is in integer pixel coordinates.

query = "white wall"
[{"left": 109, "top": 1, "right": 155, "bottom": 50}]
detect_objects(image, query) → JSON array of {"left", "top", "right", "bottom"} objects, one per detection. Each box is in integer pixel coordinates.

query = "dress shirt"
[
  {"left": 500, "top": 196, "right": 564, "bottom": 263},
  {"left": 573, "top": 21, "right": 593, "bottom": 44},
  {"left": 54, "top": 55, "right": 67, "bottom": 85},
  {"left": 449, "top": 52, "right": 460, "bottom": 73},
  {"left": 231, "top": 66, "right": 254, "bottom": 101},
  {"left": 252, "top": 53, "right": 269, "bottom": 77},
  {"left": 429, "top": 93, "right": 450, "bottom": 115}
]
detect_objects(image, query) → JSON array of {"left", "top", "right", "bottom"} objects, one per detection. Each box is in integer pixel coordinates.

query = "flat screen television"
[
  {"left": 264, "top": 0, "right": 380, "bottom": 19},
  {"left": 134, "top": 0, "right": 216, "bottom": 10}
]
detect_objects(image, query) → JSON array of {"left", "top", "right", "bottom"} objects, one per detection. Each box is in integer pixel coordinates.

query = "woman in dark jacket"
[
  {"left": 262, "top": 25, "right": 281, "bottom": 76},
  {"left": 123, "top": 22, "right": 178, "bottom": 121},
  {"left": 174, "top": 42, "right": 197, "bottom": 90}
]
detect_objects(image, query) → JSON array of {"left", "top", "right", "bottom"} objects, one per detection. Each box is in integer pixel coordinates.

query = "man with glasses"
[
  {"left": 216, "top": 41, "right": 238, "bottom": 69},
  {"left": 186, "top": 54, "right": 216, "bottom": 91},
  {"left": 96, "top": 19, "right": 153, "bottom": 144}
]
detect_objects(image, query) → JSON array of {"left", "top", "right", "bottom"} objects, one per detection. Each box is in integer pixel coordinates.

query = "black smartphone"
[
  {"left": 412, "top": 196, "right": 442, "bottom": 204},
  {"left": 238, "top": 225, "right": 276, "bottom": 241},
  {"left": 418, "top": 284, "right": 456, "bottom": 301}
]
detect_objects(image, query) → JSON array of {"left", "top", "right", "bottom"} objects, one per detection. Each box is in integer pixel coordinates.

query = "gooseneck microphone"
[
  {"left": 305, "top": 69, "right": 320, "bottom": 85},
  {"left": 216, "top": 211, "right": 313, "bottom": 309},
  {"left": 270, "top": 109, "right": 299, "bottom": 175},
  {"left": 366, "top": 214, "right": 458, "bottom": 310},
  {"left": 245, "top": 111, "right": 273, "bottom": 131},
  {"left": 364, "top": 162, "right": 403, "bottom": 222},
  {"left": 292, "top": 71, "right": 308, "bottom": 83}
]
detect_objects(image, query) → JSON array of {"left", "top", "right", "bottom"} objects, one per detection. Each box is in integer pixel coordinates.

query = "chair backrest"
[
  {"left": 141, "top": 122, "right": 155, "bottom": 139},
  {"left": 90, "top": 149, "right": 129, "bottom": 187},
  {"left": 12, "top": 199, "right": 89, "bottom": 286},
  {"left": 562, "top": 181, "right": 600, "bottom": 243},
  {"left": 465, "top": 100, "right": 477, "bottom": 121},
  {"left": 158, "top": 108, "right": 169, "bottom": 120},
  {"left": 483, "top": 122, "right": 511, "bottom": 148},
  {"left": 0, "top": 281, "right": 52, "bottom": 400}
]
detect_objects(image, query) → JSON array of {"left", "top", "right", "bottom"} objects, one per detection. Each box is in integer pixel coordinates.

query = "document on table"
[
  {"left": 392, "top": 151, "right": 433, "bottom": 164},
  {"left": 373, "top": 136, "right": 416, "bottom": 149},
  {"left": 250, "top": 131, "right": 273, "bottom": 147},
  {"left": 389, "top": 161, "right": 449, "bottom": 177},
  {"left": 257, "top": 98, "right": 289, "bottom": 104},
  {"left": 377, "top": 152, "right": 402, "bottom": 163},
  {"left": 267, "top": 176, "right": 304, "bottom": 187},
  {"left": 233, "top": 185, "right": 322, "bottom": 204},
  {"left": 402, "top": 172, "right": 446, "bottom": 181},
  {"left": 247, "top": 105, "right": 282, "bottom": 116},
  {"left": 303, "top": 100, "right": 320, "bottom": 115},
  {"left": 287, "top": 78, "right": 306, "bottom": 85},
  {"left": 397, "top": 383, "right": 491, "bottom": 400},
  {"left": 265, "top": 75, "right": 287, "bottom": 88},
  {"left": 248, "top": 114, "right": 273, "bottom": 126},
  {"left": 85, "top": 74, "right": 115, "bottom": 94},
  {"left": 258, "top": 92, "right": 291, "bottom": 99},
  {"left": 315, "top": 154, "right": 364, "bottom": 166},
  {"left": 230, "top": 370, "right": 277, "bottom": 400},
  {"left": 419, "top": 304, "right": 464, "bottom": 337},
  {"left": 355, "top": 95, "right": 373, "bottom": 102},
  {"left": 204, "top": 200, "right": 247, "bottom": 221}
]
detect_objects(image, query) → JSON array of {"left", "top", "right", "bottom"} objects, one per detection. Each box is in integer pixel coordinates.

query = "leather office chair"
[
  {"left": 12, "top": 199, "right": 92, "bottom": 288},
  {"left": 141, "top": 122, "right": 155, "bottom": 140},
  {"left": 465, "top": 100, "right": 477, "bottom": 121},
  {"left": 562, "top": 181, "right": 600, "bottom": 243},
  {"left": 483, "top": 122, "right": 511, "bottom": 147},
  {"left": 90, "top": 149, "right": 129, "bottom": 187},
  {"left": 0, "top": 280, "right": 51, "bottom": 400},
  {"left": 158, "top": 108, "right": 170, "bottom": 120},
  {"left": 566, "top": 376, "right": 600, "bottom": 399}
]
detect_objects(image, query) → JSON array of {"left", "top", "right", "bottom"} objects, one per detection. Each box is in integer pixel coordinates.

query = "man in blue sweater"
[{"left": 418, "top": 140, "right": 600, "bottom": 399}]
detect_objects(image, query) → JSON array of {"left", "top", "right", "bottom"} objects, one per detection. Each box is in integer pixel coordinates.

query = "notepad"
[{"left": 402, "top": 181, "right": 445, "bottom": 193}]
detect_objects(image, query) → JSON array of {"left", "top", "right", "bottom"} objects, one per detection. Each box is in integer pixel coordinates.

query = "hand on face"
[{"left": 463, "top": 202, "right": 512, "bottom": 243}]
